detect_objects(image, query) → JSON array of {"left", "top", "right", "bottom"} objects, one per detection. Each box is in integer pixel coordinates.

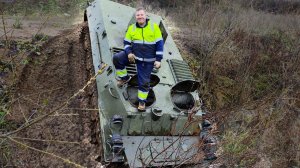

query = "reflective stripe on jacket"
[{"left": 124, "top": 19, "right": 164, "bottom": 62}]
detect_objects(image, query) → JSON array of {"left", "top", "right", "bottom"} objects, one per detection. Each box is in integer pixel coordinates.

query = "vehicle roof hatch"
[
  {"left": 127, "top": 74, "right": 160, "bottom": 87},
  {"left": 171, "top": 80, "right": 200, "bottom": 92}
]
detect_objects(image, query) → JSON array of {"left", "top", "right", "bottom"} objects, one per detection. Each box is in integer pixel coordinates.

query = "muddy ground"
[
  {"left": 0, "top": 16, "right": 82, "bottom": 41},
  {"left": 1, "top": 22, "right": 103, "bottom": 167}
]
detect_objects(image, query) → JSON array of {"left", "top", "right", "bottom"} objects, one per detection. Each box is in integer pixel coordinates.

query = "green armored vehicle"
[{"left": 86, "top": 0, "right": 213, "bottom": 167}]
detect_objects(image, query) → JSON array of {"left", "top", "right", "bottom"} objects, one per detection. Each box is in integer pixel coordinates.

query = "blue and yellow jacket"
[{"left": 124, "top": 19, "right": 164, "bottom": 62}]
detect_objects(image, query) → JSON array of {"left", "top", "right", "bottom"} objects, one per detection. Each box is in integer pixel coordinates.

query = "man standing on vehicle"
[{"left": 113, "top": 7, "right": 164, "bottom": 111}]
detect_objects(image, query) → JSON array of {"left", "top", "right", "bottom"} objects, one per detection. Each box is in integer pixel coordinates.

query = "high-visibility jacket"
[{"left": 124, "top": 19, "right": 164, "bottom": 62}]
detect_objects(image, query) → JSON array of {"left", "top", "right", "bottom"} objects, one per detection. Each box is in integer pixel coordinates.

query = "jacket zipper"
[
  {"left": 142, "top": 28, "right": 144, "bottom": 45},
  {"left": 142, "top": 27, "right": 145, "bottom": 63}
]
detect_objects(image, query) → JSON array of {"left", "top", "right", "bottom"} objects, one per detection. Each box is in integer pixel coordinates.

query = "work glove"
[
  {"left": 128, "top": 53, "right": 135, "bottom": 63},
  {"left": 154, "top": 61, "right": 161, "bottom": 69}
]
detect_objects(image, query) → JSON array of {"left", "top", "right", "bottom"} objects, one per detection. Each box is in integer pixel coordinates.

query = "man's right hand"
[{"left": 128, "top": 53, "right": 135, "bottom": 63}]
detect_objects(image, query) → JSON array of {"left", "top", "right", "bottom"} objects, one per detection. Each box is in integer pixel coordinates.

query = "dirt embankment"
[{"left": 1, "top": 23, "right": 102, "bottom": 168}]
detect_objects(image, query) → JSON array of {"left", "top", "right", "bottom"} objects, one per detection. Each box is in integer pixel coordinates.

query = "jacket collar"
[{"left": 136, "top": 19, "right": 149, "bottom": 28}]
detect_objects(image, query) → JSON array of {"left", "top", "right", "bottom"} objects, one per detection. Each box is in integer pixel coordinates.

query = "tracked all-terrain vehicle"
[{"left": 85, "top": 0, "right": 215, "bottom": 167}]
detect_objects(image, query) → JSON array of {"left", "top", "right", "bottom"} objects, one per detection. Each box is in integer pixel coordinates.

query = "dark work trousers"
[{"left": 112, "top": 51, "right": 154, "bottom": 103}]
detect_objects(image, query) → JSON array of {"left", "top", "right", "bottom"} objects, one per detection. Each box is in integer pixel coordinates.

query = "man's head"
[{"left": 135, "top": 7, "right": 146, "bottom": 26}]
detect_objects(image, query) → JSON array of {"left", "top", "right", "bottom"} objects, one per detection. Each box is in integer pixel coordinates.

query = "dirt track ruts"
[{"left": 2, "top": 22, "right": 102, "bottom": 168}]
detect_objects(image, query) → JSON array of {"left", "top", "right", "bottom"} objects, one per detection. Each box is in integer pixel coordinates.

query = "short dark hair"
[{"left": 136, "top": 7, "right": 146, "bottom": 13}]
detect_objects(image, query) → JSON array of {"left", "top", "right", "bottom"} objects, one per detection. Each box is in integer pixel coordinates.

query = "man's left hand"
[{"left": 154, "top": 61, "right": 161, "bottom": 69}]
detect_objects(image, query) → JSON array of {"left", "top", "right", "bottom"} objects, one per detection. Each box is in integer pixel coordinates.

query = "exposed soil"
[
  {"left": 0, "top": 16, "right": 82, "bottom": 41},
  {"left": 2, "top": 18, "right": 58, "bottom": 40},
  {"left": 1, "top": 22, "right": 102, "bottom": 167}
]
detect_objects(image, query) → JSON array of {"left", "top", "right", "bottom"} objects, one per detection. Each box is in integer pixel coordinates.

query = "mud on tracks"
[{"left": 1, "top": 23, "right": 102, "bottom": 167}]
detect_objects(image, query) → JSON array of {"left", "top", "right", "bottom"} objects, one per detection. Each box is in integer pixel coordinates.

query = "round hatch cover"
[
  {"left": 171, "top": 80, "right": 200, "bottom": 92},
  {"left": 127, "top": 74, "right": 160, "bottom": 87}
]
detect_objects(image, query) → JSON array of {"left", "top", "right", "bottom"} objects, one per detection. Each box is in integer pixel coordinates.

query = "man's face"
[{"left": 135, "top": 10, "right": 146, "bottom": 25}]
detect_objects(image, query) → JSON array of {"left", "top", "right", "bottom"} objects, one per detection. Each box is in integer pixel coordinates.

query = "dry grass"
[
  {"left": 151, "top": 1, "right": 300, "bottom": 167},
  {"left": 121, "top": 1, "right": 300, "bottom": 166}
]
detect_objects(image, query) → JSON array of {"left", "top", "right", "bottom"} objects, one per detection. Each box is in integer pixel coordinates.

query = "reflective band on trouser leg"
[
  {"left": 124, "top": 45, "right": 130, "bottom": 49},
  {"left": 116, "top": 69, "right": 127, "bottom": 78},
  {"left": 134, "top": 56, "right": 156, "bottom": 62},
  {"left": 138, "top": 90, "right": 148, "bottom": 101},
  {"left": 156, "top": 51, "right": 163, "bottom": 55}
]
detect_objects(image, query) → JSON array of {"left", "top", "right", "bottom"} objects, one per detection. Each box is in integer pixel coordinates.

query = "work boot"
[
  {"left": 116, "top": 76, "right": 130, "bottom": 87},
  {"left": 138, "top": 102, "right": 146, "bottom": 112}
]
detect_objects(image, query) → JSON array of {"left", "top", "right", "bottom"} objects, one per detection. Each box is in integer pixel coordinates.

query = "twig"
[
  {"left": 39, "top": 129, "right": 52, "bottom": 168},
  {"left": 11, "top": 87, "right": 63, "bottom": 104},
  {"left": 10, "top": 136, "right": 80, "bottom": 144},
  {"left": 17, "top": 99, "right": 28, "bottom": 123},
  {"left": 49, "top": 113, "right": 80, "bottom": 117},
  {"left": 0, "top": 28, "right": 13, "bottom": 38},
  {"left": 64, "top": 108, "right": 99, "bottom": 111},
  {"left": 19, "top": 95, "right": 46, "bottom": 109},
  {"left": 34, "top": 16, "right": 50, "bottom": 37},
  {"left": 0, "top": 63, "right": 107, "bottom": 138},
  {"left": 131, "top": 107, "right": 202, "bottom": 167},
  {"left": 8, "top": 137, "right": 85, "bottom": 168},
  {"left": 133, "top": 136, "right": 146, "bottom": 167},
  {"left": 0, "top": 8, "right": 10, "bottom": 67},
  {"left": 173, "top": 143, "right": 203, "bottom": 168},
  {"left": 145, "top": 118, "right": 201, "bottom": 167},
  {"left": 0, "top": 8, "right": 8, "bottom": 44}
]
